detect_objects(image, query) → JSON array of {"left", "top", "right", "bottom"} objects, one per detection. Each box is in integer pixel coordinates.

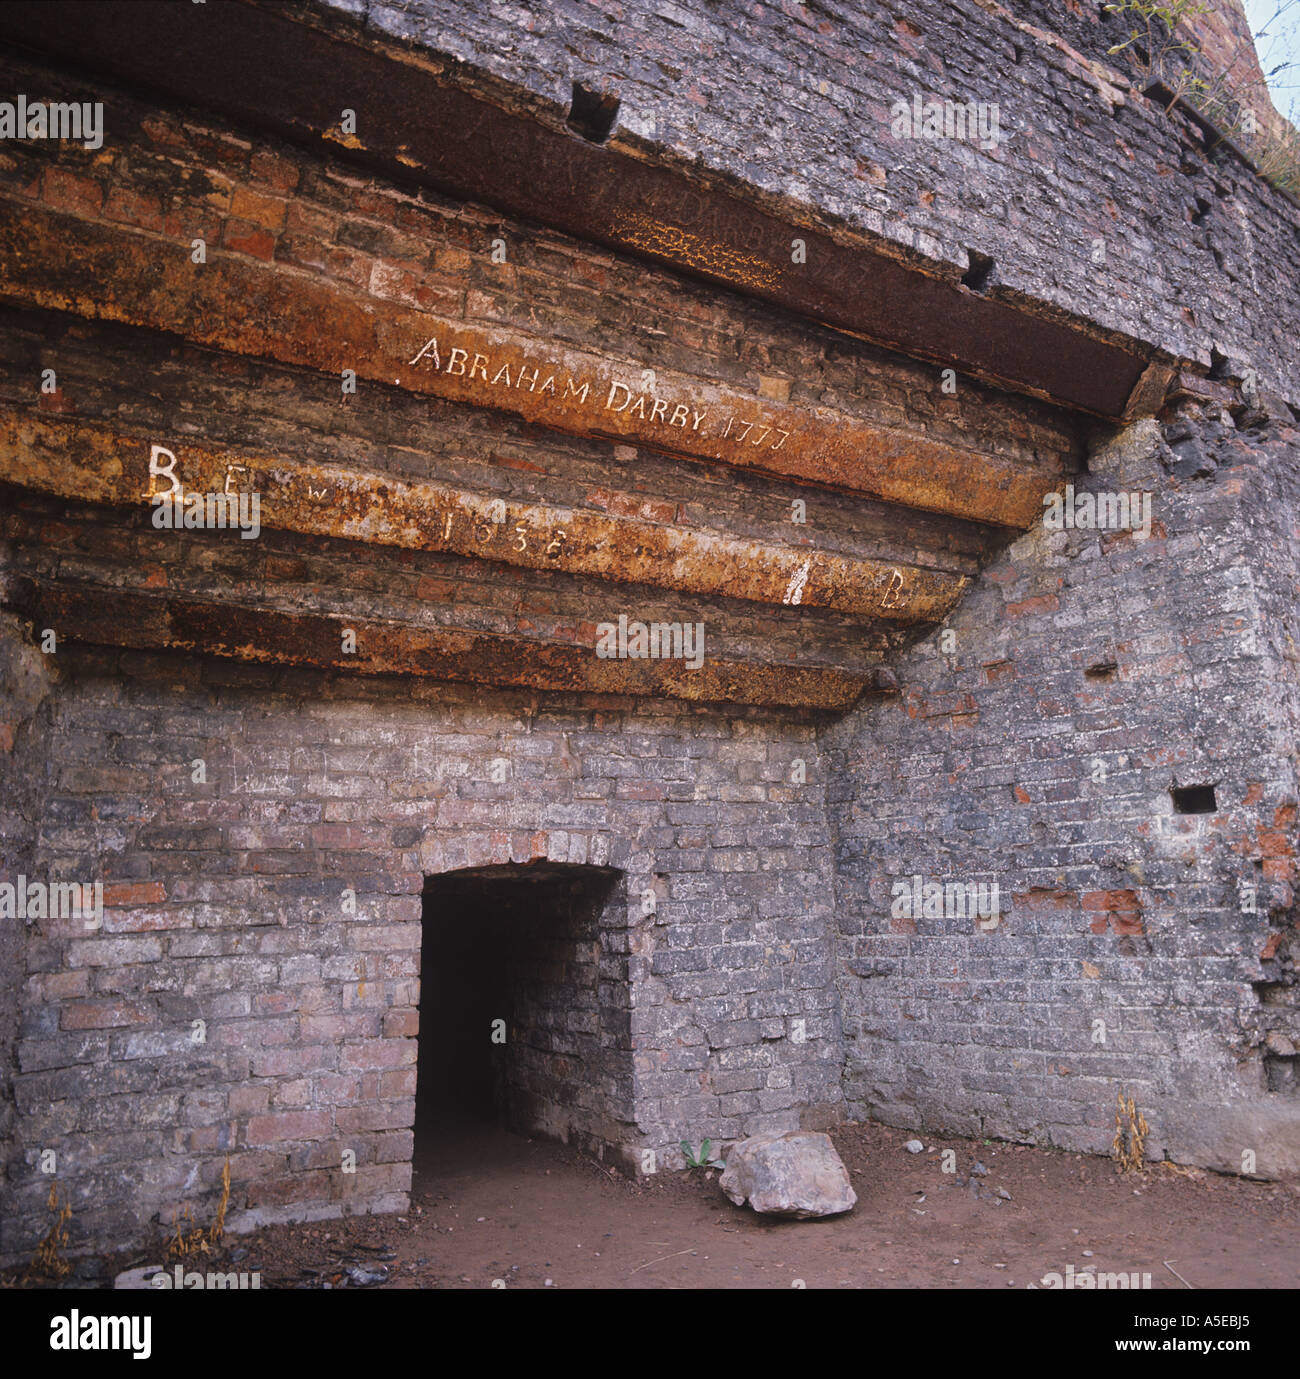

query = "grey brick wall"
[
  {"left": 0, "top": 616, "right": 845, "bottom": 1260},
  {"left": 824, "top": 396, "right": 1300, "bottom": 1175}
]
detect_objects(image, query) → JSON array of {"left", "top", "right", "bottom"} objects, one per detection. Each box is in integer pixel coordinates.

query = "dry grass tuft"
[
  {"left": 25, "top": 1181, "right": 72, "bottom": 1282},
  {"left": 165, "top": 1158, "right": 231, "bottom": 1261},
  {"left": 1112, "top": 1090, "right": 1151, "bottom": 1172}
]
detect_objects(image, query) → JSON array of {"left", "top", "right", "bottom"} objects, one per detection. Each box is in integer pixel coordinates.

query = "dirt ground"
[{"left": 36, "top": 1116, "right": 1298, "bottom": 1290}]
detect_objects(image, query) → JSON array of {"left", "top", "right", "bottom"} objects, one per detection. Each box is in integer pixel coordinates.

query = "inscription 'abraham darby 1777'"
[
  {"left": 409, "top": 335, "right": 724, "bottom": 444},
  {"left": 399, "top": 315, "right": 1056, "bottom": 527}
]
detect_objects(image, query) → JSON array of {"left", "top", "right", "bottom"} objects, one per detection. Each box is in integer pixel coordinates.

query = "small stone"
[
  {"left": 904, "top": 1139, "right": 924, "bottom": 1154},
  {"left": 345, "top": 1263, "right": 389, "bottom": 1287},
  {"left": 1082, "top": 1250, "right": 1094, "bottom": 1257},
  {"left": 997, "top": 1187, "right": 1012, "bottom": 1200},
  {"left": 971, "top": 1161, "right": 988, "bottom": 1176}
]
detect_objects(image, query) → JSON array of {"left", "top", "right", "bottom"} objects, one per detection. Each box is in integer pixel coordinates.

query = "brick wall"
[
  {"left": 825, "top": 394, "right": 1300, "bottom": 1174},
  {"left": 0, "top": 620, "right": 847, "bottom": 1260},
  {"left": 0, "top": 45, "right": 934, "bottom": 1258}
]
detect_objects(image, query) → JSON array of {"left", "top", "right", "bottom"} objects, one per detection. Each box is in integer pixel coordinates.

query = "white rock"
[
  {"left": 114, "top": 1265, "right": 164, "bottom": 1290},
  {"left": 720, "top": 1131, "right": 857, "bottom": 1218},
  {"left": 904, "top": 1139, "right": 924, "bottom": 1153}
]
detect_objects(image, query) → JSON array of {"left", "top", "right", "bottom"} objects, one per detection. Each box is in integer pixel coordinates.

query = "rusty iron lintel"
[
  {"left": 0, "top": 200, "right": 1058, "bottom": 529},
  {"left": 5, "top": 579, "right": 881, "bottom": 710},
  {"left": 0, "top": 0, "right": 1152, "bottom": 419},
  {"left": 0, "top": 409, "right": 969, "bottom": 623}
]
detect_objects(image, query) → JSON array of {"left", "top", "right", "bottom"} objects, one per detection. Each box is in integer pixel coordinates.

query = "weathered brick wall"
[
  {"left": 338, "top": 0, "right": 1300, "bottom": 399},
  {"left": 825, "top": 395, "right": 1300, "bottom": 1173},
  {"left": 0, "top": 616, "right": 846, "bottom": 1260},
  {"left": 2, "top": 0, "right": 1298, "bottom": 1268}
]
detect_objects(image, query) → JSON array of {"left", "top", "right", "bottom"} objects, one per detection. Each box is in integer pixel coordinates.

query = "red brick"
[
  {"left": 1005, "top": 593, "right": 1060, "bottom": 619},
  {"left": 382, "top": 1008, "right": 418, "bottom": 1038},
  {"left": 103, "top": 881, "right": 166, "bottom": 906},
  {"left": 103, "top": 185, "right": 165, "bottom": 233},
  {"left": 339, "top": 1039, "right": 416, "bottom": 1072},
  {"left": 222, "top": 218, "right": 276, "bottom": 260},
  {"left": 61, "top": 1000, "right": 152, "bottom": 1030},
  {"left": 249, "top": 150, "right": 301, "bottom": 194},
  {"left": 250, "top": 1046, "right": 334, "bottom": 1078},
  {"left": 246, "top": 1110, "right": 332, "bottom": 1145},
  {"left": 244, "top": 1172, "right": 331, "bottom": 1208},
  {"left": 380, "top": 1069, "right": 417, "bottom": 1098},
  {"left": 230, "top": 184, "right": 287, "bottom": 231},
  {"left": 585, "top": 487, "right": 678, "bottom": 524},
  {"left": 42, "top": 167, "right": 104, "bottom": 216},
  {"left": 1083, "top": 889, "right": 1143, "bottom": 935}
]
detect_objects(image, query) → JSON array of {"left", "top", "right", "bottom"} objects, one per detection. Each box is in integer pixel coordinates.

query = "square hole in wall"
[{"left": 1172, "top": 785, "right": 1217, "bottom": 814}]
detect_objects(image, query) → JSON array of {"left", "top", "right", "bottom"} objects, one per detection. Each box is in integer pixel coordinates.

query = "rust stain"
[
  {"left": 610, "top": 210, "right": 781, "bottom": 291},
  {"left": 7, "top": 579, "right": 879, "bottom": 711},
  {"left": 0, "top": 199, "right": 1059, "bottom": 529},
  {"left": 0, "top": 409, "right": 968, "bottom": 623}
]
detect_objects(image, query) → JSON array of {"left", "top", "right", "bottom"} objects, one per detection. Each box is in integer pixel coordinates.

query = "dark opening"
[
  {"left": 416, "top": 862, "right": 624, "bottom": 1142},
  {"left": 1265, "top": 1053, "right": 1299, "bottom": 1094},
  {"left": 1172, "top": 784, "right": 1217, "bottom": 814},
  {"left": 1085, "top": 660, "right": 1119, "bottom": 679},
  {"left": 961, "top": 249, "right": 996, "bottom": 293},
  {"left": 566, "top": 82, "right": 620, "bottom": 143}
]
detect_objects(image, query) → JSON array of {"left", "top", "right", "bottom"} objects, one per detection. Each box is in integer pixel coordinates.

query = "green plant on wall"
[
  {"left": 681, "top": 1139, "right": 726, "bottom": 1170},
  {"left": 1105, "top": 1, "right": 1215, "bottom": 105},
  {"left": 1105, "top": 0, "right": 1300, "bottom": 198}
]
